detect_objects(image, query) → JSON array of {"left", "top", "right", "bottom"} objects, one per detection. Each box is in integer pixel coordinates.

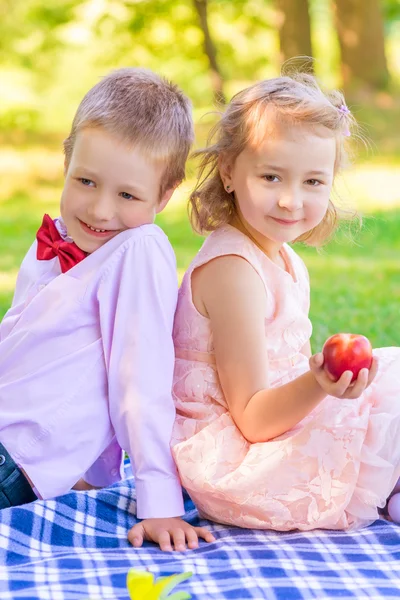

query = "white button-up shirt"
[{"left": 0, "top": 222, "right": 184, "bottom": 518}]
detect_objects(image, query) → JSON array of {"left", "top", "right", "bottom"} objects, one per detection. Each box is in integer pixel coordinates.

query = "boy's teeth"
[{"left": 87, "top": 224, "right": 106, "bottom": 232}]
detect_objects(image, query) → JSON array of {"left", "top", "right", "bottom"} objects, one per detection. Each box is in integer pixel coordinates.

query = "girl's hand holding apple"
[
  {"left": 322, "top": 334, "right": 373, "bottom": 382},
  {"left": 309, "top": 333, "right": 378, "bottom": 399}
]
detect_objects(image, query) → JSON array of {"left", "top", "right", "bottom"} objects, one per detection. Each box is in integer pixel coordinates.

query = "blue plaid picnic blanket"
[{"left": 0, "top": 466, "right": 399, "bottom": 599}]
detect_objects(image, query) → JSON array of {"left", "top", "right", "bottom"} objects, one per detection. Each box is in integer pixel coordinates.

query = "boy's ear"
[
  {"left": 218, "top": 153, "right": 233, "bottom": 190},
  {"left": 156, "top": 185, "right": 176, "bottom": 214}
]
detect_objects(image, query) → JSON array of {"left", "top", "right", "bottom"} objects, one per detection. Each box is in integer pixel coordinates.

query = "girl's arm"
[{"left": 193, "top": 255, "right": 376, "bottom": 444}]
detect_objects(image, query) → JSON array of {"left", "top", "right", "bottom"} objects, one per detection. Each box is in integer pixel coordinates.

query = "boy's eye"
[
  {"left": 120, "top": 192, "right": 135, "bottom": 200},
  {"left": 306, "top": 179, "right": 321, "bottom": 186},
  {"left": 263, "top": 174, "right": 279, "bottom": 182},
  {"left": 79, "top": 178, "right": 95, "bottom": 187}
]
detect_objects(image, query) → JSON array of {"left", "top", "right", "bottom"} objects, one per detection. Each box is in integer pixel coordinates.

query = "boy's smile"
[
  {"left": 60, "top": 127, "right": 173, "bottom": 253},
  {"left": 79, "top": 219, "right": 120, "bottom": 237}
]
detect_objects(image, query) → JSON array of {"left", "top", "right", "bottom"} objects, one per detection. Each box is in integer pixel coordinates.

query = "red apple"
[{"left": 322, "top": 333, "right": 373, "bottom": 382}]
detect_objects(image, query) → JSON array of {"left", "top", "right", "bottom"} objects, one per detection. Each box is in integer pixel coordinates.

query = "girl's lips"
[
  {"left": 272, "top": 217, "right": 301, "bottom": 226},
  {"left": 79, "top": 219, "right": 119, "bottom": 238}
]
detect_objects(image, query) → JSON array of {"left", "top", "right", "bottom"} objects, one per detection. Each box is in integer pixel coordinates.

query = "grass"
[{"left": 1, "top": 127, "right": 400, "bottom": 352}]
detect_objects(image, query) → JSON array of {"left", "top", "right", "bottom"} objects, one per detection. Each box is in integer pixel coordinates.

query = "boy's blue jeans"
[{"left": 0, "top": 442, "right": 37, "bottom": 509}]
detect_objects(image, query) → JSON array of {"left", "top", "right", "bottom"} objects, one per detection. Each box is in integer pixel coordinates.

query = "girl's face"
[{"left": 221, "top": 123, "right": 337, "bottom": 254}]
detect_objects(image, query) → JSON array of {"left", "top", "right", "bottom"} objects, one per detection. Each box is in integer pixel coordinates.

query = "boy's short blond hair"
[{"left": 64, "top": 68, "right": 194, "bottom": 196}]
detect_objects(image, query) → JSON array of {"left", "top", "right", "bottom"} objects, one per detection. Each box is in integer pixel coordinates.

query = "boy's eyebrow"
[
  {"left": 71, "top": 167, "right": 99, "bottom": 179},
  {"left": 119, "top": 183, "right": 145, "bottom": 196},
  {"left": 71, "top": 167, "right": 146, "bottom": 195}
]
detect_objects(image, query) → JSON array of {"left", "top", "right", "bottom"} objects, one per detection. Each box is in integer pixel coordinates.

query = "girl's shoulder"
[
  {"left": 187, "top": 226, "right": 309, "bottom": 288},
  {"left": 189, "top": 225, "right": 263, "bottom": 273}
]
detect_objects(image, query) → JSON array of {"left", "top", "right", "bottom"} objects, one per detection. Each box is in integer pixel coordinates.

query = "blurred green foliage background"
[{"left": 0, "top": 0, "right": 399, "bottom": 349}]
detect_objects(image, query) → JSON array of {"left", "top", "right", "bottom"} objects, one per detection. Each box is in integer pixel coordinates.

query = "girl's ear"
[{"left": 218, "top": 153, "right": 234, "bottom": 192}]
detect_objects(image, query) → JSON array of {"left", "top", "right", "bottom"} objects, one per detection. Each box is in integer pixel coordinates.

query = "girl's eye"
[
  {"left": 306, "top": 179, "right": 321, "bottom": 186},
  {"left": 120, "top": 192, "right": 135, "bottom": 200},
  {"left": 264, "top": 175, "right": 279, "bottom": 182}
]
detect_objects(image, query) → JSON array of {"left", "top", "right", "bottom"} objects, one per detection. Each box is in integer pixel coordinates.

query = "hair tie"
[
  {"left": 339, "top": 104, "right": 351, "bottom": 115},
  {"left": 338, "top": 104, "right": 351, "bottom": 136}
]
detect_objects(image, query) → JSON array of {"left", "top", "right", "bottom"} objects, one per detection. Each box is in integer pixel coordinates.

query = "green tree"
[
  {"left": 0, "top": 0, "right": 80, "bottom": 73},
  {"left": 91, "top": 0, "right": 275, "bottom": 106}
]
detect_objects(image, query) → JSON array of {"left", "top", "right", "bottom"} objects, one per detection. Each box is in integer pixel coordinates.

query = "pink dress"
[{"left": 172, "top": 225, "right": 400, "bottom": 531}]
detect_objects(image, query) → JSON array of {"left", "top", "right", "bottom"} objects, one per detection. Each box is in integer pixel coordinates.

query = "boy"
[{"left": 0, "top": 68, "right": 214, "bottom": 551}]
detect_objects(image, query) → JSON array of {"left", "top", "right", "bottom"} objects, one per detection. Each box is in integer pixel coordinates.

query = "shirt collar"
[{"left": 55, "top": 217, "right": 74, "bottom": 243}]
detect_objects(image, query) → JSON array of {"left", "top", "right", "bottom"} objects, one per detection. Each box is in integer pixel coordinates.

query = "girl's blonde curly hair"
[{"left": 189, "top": 73, "right": 356, "bottom": 246}]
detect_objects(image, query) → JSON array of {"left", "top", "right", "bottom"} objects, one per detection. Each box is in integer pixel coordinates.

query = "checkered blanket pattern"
[{"left": 0, "top": 470, "right": 399, "bottom": 600}]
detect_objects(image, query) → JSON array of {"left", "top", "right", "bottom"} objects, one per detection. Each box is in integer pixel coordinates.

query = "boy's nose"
[{"left": 87, "top": 193, "right": 115, "bottom": 222}]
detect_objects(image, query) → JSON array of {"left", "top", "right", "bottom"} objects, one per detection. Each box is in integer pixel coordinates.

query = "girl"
[{"left": 171, "top": 73, "right": 400, "bottom": 531}]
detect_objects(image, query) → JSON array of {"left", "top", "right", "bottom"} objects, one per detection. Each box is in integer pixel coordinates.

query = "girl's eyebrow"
[
  {"left": 256, "top": 163, "right": 284, "bottom": 171},
  {"left": 257, "top": 164, "right": 331, "bottom": 177},
  {"left": 305, "top": 170, "right": 332, "bottom": 177}
]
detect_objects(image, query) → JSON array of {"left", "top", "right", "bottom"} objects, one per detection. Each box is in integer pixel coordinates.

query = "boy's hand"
[
  {"left": 127, "top": 517, "right": 215, "bottom": 551},
  {"left": 309, "top": 352, "right": 378, "bottom": 399}
]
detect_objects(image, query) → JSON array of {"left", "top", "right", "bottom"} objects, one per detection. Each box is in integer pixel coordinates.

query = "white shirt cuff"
[{"left": 135, "top": 477, "right": 185, "bottom": 519}]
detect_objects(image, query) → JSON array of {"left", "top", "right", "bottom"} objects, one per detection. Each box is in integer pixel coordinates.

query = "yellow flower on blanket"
[{"left": 126, "top": 569, "right": 193, "bottom": 600}]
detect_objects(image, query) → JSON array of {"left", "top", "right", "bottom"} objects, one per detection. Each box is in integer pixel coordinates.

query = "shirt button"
[
  {"left": 0, "top": 455, "right": 6, "bottom": 466},
  {"left": 111, "top": 468, "right": 118, "bottom": 477}
]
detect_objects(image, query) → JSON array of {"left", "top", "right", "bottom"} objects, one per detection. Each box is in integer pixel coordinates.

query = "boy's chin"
[
  {"left": 81, "top": 238, "right": 114, "bottom": 253},
  {"left": 72, "top": 221, "right": 124, "bottom": 252},
  {"left": 74, "top": 233, "right": 117, "bottom": 254}
]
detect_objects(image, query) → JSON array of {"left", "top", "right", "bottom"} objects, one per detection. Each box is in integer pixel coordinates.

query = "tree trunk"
[
  {"left": 192, "top": 0, "right": 225, "bottom": 104},
  {"left": 275, "top": 0, "right": 313, "bottom": 67},
  {"left": 333, "top": 0, "right": 389, "bottom": 92}
]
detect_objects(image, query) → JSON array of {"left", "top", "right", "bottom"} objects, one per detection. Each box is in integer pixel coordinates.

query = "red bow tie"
[{"left": 36, "top": 214, "right": 87, "bottom": 273}]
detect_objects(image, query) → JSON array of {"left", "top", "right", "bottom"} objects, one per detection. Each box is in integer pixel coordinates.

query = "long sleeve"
[
  {"left": 97, "top": 228, "right": 184, "bottom": 519},
  {"left": 82, "top": 437, "right": 124, "bottom": 488},
  {"left": 1, "top": 241, "right": 58, "bottom": 342},
  {"left": 10, "top": 242, "right": 38, "bottom": 308}
]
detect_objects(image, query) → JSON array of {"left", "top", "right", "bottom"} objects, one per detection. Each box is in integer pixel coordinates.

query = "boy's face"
[{"left": 60, "top": 127, "right": 174, "bottom": 253}]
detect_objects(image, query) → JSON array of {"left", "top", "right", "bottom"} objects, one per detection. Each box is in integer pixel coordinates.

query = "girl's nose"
[{"left": 278, "top": 188, "right": 303, "bottom": 211}]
